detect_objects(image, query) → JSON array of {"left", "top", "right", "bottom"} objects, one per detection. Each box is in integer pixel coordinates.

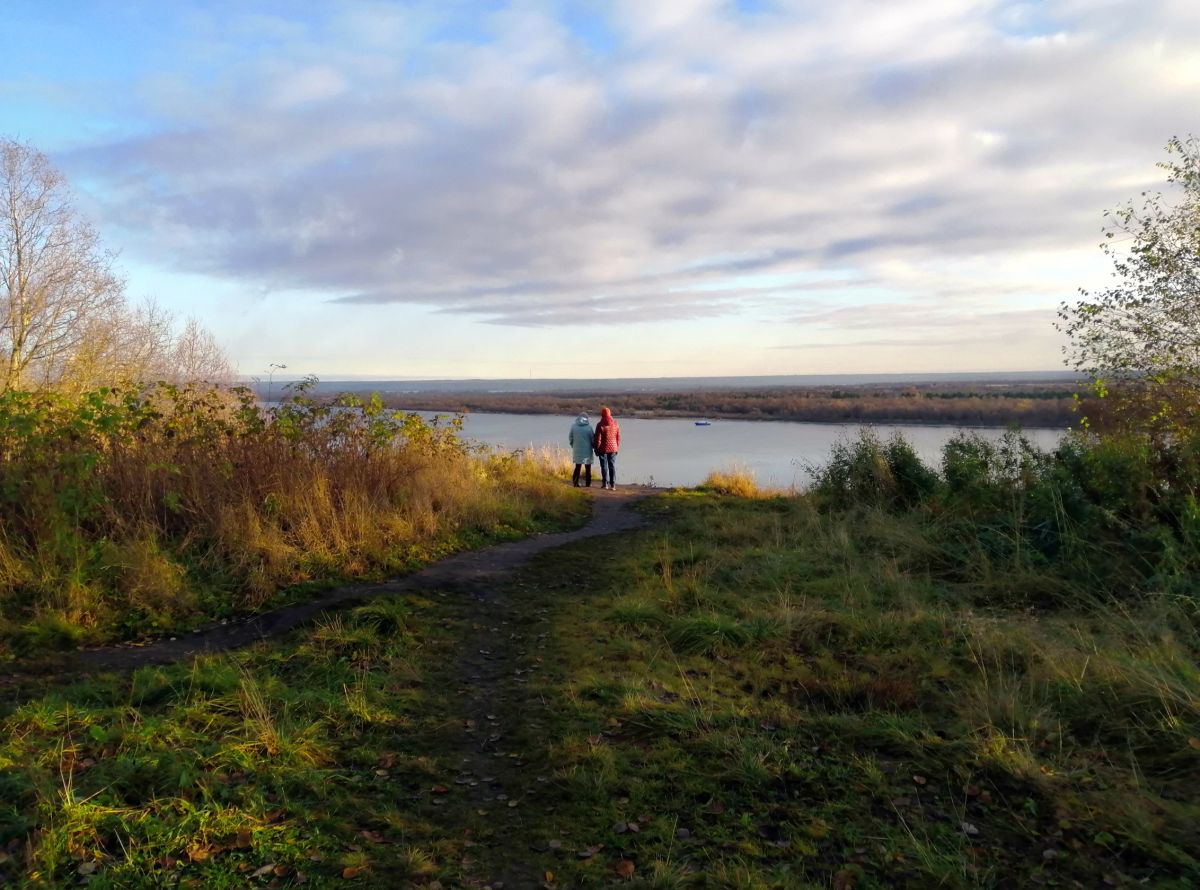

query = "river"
[{"left": 451, "top": 412, "right": 1065, "bottom": 490}]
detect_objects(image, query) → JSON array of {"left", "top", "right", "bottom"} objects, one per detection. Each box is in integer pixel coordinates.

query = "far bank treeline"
[{"left": 355, "top": 382, "right": 1089, "bottom": 428}]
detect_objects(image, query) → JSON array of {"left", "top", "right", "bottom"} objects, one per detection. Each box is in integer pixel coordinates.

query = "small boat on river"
[{"left": 694, "top": 420, "right": 712, "bottom": 426}]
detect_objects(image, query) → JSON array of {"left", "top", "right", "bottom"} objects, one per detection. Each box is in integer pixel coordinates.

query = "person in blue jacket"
[{"left": 568, "top": 413, "right": 594, "bottom": 487}]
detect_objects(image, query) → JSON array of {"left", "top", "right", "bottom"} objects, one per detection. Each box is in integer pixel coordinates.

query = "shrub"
[
  {"left": 812, "top": 431, "right": 938, "bottom": 510},
  {"left": 0, "top": 380, "right": 579, "bottom": 648},
  {"left": 809, "top": 427, "right": 1200, "bottom": 604}
]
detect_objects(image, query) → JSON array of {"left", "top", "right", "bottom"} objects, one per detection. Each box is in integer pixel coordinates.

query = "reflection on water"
[{"left": 448, "top": 412, "right": 1065, "bottom": 490}]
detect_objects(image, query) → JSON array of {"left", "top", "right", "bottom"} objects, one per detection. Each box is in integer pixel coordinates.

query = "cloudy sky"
[{"left": 2, "top": 0, "right": 1197, "bottom": 379}]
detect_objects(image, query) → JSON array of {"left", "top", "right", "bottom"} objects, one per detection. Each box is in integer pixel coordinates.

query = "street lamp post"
[{"left": 266, "top": 363, "right": 287, "bottom": 405}]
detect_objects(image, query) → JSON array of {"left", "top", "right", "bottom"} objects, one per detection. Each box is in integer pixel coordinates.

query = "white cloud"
[{"left": 58, "top": 0, "right": 1200, "bottom": 359}]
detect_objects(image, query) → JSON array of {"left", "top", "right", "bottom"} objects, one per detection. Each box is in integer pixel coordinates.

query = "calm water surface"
[{"left": 451, "top": 412, "right": 1065, "bottom": 490}]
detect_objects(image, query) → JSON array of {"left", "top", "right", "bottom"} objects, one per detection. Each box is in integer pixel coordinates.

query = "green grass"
[
  {"left": 0, "top": 594, "right": 490, "bottom": 888},
  {"left": 1, "top": 491, "right": 1196, "bottom": 887}
]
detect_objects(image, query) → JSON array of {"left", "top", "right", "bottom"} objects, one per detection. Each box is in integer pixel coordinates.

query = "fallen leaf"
[
  {"left": 235, "top": 829, "right": 253, "bottom": 849},
  {"left": 358, "top": 830, "right": 385, "bottom": 844},
  {"left": 544, "top": 871, "right": 555, "bottom": 882},
  {"left": 615, "top": 860, "right": 636, "bottom": 879},
  {"left": 186, "top": 843, "right": 210, "bottom": 863},
  {"left": 1188, "top": 738, "right": 1200, "bottom": 750},
  {"left": 377, "top": 753, "right": 398, "bottom": 768},
  {"left": 264, "top": 809, "right": 285, "bottom": 823},
  {"left": 833, "top": 869, "right": 856, "bottom": 890},
  {"left": 342, "top": 865, "right": 368, "bottom": 879},
  {"left": 77, "top": 862, "right": 98, "bottom": 875},
  {"left": 431, "top": 785, "right": 450, "bottom": 794},
  {"left": 251, "top": 864, "right": 276, "bottom": 878}
]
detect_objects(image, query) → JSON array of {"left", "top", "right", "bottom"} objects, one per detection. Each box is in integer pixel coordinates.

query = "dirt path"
[
  {"left": 70, "top": 487, "right": 653, "bottom": 672},
  {"left": 423, "top": 493, "right": 651, "bottom": 888},
  {"left": 435, "top": 571, "right": 562, "bottom": 887}
]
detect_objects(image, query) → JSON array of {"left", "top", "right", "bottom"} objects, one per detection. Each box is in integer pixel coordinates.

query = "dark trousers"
[
  {"left": 598, "top": 452, "right": 616, "bottom": 485},
  {"left": 572, "top": 464, "right": 592, "bottom": 486}
]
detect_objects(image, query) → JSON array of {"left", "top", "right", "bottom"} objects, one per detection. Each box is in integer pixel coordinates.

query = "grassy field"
[{"left": 2, "top": 485, "right": 1195, "bottom": 888}]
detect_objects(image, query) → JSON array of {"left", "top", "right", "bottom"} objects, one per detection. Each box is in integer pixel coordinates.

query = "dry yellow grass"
[
  {"left": 700, "top": 464, "right": 763, "bottom": 497},
  {"left": 0, "top": 385, "right": 585, "bottom": 648}
]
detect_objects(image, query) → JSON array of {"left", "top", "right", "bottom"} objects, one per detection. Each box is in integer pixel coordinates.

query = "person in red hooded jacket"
[{"left": 592, "top": 406, "right": 621, "bottom": 489}]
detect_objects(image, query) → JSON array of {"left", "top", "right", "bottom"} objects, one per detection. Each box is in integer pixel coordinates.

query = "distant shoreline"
[
  {"left": 343, "top": 382, "right": 1088, "bottom": 430},
  {"left": 257, "top": 370, "right": 1082, "bottom": 395},
  {"left": 392, "top": 404, "right": 1071, "bottom": 430}
]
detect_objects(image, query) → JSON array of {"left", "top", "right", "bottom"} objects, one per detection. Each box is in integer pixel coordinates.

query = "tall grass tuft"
[{"left": 700, "top": 464, "right": 762, "bottom": 497}]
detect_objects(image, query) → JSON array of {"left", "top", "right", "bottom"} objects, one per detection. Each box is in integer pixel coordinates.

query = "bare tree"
[
  {"left": 54, "top": 298, "right": 173, "bottom": 393},
  {"left": 0, "top": 138, "right": 125, "bottom": 391},
  {"left": 162, "top": 316, "right": 236, "bottom": 384},
  {"left": 0, "top": 139, "right": 237, "bottom": 391}
]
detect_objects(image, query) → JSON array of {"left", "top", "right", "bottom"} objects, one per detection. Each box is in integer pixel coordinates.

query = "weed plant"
[{"left": 0, "top": 380, "right": 583, "bottom": 651}]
